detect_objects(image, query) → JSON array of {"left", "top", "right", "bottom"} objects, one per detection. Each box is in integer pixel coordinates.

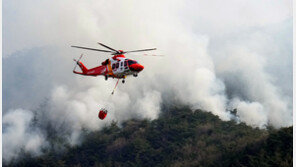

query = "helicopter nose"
[{"left": 129, "top": 64, "right": 144, "bottom": 72}]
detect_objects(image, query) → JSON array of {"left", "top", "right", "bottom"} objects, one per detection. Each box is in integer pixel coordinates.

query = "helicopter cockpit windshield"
[{"left": 128, "top": 60, "right": 137, "bottom": 65}]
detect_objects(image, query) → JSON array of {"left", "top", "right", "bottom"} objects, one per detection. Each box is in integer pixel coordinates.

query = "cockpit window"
[{"left": 128, "top": 60, "right": 137, "bottom": 65}]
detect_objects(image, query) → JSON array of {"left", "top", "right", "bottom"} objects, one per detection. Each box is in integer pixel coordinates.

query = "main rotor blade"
[
  {"left": 97, "top": 42, "right": 119, "bottom": 52},
  {"left": 129, "top": 53, "right": 164, "bottom": 57},
  {"left": 71, "top": 45, "right": 112, "bottom": 53},
  {"left": 125, "top": 48, "right": 157, "bottom": 53},
  {"left": 142, "top": 53, "right": 164, "bottom": 57}
]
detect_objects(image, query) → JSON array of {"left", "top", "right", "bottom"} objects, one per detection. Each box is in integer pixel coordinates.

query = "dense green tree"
[{"left": 5, "top": 106, "right": 292, "bottom": 167}]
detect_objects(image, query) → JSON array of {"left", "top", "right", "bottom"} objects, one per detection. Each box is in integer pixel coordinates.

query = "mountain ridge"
[{"left": 5, "top": 106, "right": 292, "bottom": 167}]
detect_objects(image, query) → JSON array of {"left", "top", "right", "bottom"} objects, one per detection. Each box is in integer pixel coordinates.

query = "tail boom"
[{"left": 74, "top": 61, "right": 107, "bottom": 76}]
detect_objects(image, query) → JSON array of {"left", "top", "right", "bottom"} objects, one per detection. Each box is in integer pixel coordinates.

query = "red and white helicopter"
[{"left": 71, "top": 42, "right": 158, "bottom": 84}]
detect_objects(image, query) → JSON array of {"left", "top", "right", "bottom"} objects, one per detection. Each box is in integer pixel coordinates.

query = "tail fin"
[{"left": 77, "top": 61, "right": 88, "bottom": 74}]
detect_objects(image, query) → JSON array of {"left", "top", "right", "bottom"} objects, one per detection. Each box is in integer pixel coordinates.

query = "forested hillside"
[{"left": 6, "top": 106, "right": 292, "bottom": 167}]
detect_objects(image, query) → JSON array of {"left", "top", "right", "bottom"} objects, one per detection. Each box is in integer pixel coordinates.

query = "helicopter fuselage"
[
  {"left": 71, "top": 42, "right": 156, "bottom": 82},
  {"left": 73, "top": 54, "right": 144, "bottom": 80}
]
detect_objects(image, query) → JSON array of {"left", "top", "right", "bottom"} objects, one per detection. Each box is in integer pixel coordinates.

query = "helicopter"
[{"left": 71, "top": 42, "right": 158, "bottom": 84}]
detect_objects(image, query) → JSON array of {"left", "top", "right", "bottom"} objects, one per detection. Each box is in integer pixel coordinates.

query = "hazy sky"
[{"left": 3, "top": 0, "right": 293, "bottom": 162}]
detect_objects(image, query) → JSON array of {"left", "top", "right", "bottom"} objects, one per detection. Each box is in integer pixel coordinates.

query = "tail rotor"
[{"left": 73, "top": 54, "right": 84, "bottom": 72}]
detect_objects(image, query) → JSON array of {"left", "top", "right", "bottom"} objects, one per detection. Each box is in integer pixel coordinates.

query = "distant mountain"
[{"left": 5, "top": 105, "right": 292, "bottom": 167}]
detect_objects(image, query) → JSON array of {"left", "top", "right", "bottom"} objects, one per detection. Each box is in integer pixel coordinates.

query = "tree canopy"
[{"left": 5, "top": 106, "right": 292, "bottom": 167}]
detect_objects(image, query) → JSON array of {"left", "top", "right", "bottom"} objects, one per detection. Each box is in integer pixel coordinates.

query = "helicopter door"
[
  {"left": 124, "top": 60, "right": 128, "bottom": 70},
  {"left": 112, "top": 62, "right": 119, "bottom": 74},
  {"left": 120, "top": 61, "right": 123, "bottom": 71},
  {"left": 113, "top": 61, "right": 123, "bottom": 75}
]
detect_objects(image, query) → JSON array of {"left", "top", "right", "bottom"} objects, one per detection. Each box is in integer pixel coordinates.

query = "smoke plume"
[{"left": 3, "top": 0, "right": 292, "bottom": 162}]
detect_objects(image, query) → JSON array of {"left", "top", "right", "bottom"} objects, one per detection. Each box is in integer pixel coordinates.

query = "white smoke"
[
  {"left": 3, "top": 0, "right": 292, "bottom": 162},
  {"left": 214, "top": 46, "right": 292, "bottom": 128},
  {"left": 3, "top": 109, "right": 47, "bottom": 161},
  {"left": 230, "top": 99, "right": 268, "bottom": 129}
]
